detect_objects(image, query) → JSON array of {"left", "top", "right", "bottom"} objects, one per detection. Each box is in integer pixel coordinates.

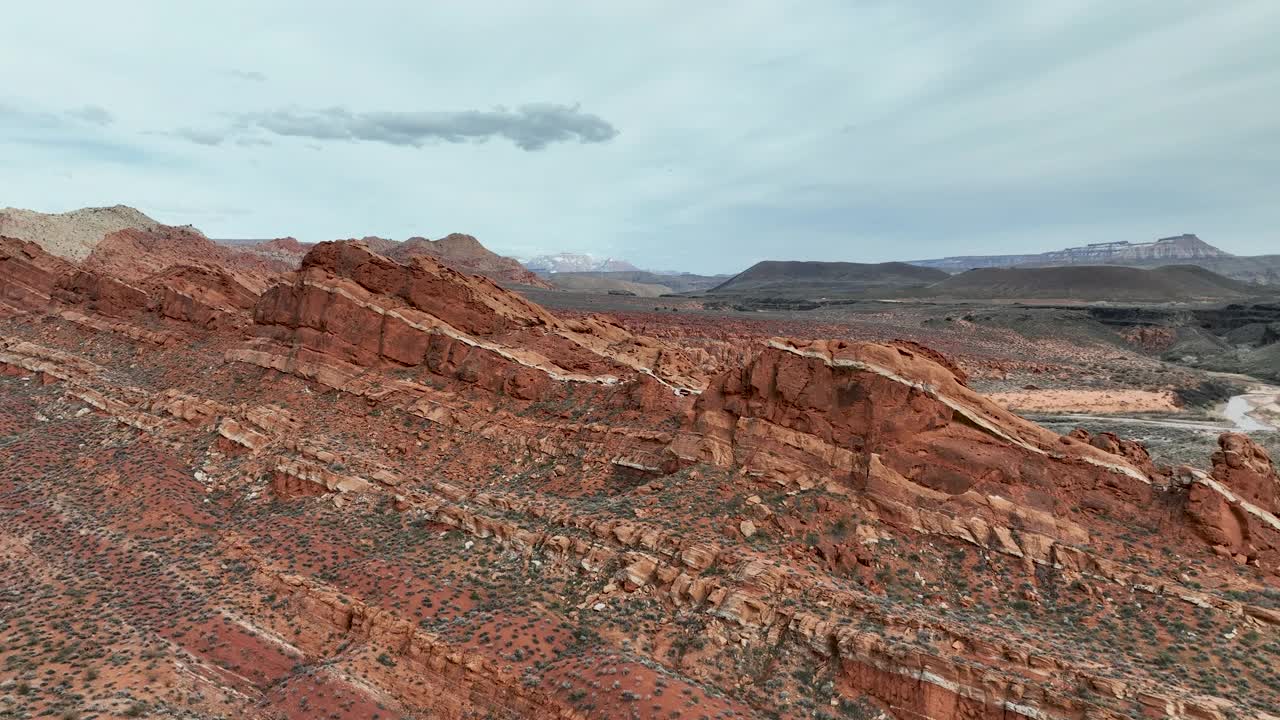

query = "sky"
[{"left": 2, "top": 1, "right": 1278, "bottom": 275}]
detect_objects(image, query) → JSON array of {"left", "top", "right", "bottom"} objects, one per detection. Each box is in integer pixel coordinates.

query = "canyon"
[{"left": 1, "top": 213, "right": 1279, "bottom": 719}]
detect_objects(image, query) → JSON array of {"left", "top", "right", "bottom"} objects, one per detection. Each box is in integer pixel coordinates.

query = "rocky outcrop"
[
  {"left": 55, "top": 269, "right": 150, "bottom": 318},
  {"left": 1186, "top": 433, "right": 1280, "bottom": 568},
  {"left": 668, "top": 338, "right": 1151, "bottom": 499},
  {"left": 252, "top": 241, "right": 704, "bottom": 394},
  {"left": 0, "top": 225, "right": 263, "bottom": 330},
  {"left": 222, "top": 237, "right": 314, "bottom": 273},
  {"left": 0, "top": 236, "right": 74, "bottom": 312},
  {"left": 142, "top": 264, "right": 260, "bottom": 328},
  {"left": 85, "top": 226, "right": 277, "bottom": 285},
  {"left": 1068, "top": 427, "right": 1165, "bottom": 480},
  {"left": 1211, "top": 432, "right": 1280, "bottom": 509}
]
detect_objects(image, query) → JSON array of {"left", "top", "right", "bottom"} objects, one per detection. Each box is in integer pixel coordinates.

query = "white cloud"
[{"left": 177, "top": 104, "right": 620, "bottom": 150}]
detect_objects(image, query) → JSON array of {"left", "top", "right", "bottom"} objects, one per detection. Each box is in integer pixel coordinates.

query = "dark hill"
[
  {"left": 545, "top": 270, "right": 726, "bottom": 297},
  {"left": 709, "top": 260, "right": 949, "bottom": 297},
  {"left": 925, "top": 265, "right": 1255, "bottom": 302}
]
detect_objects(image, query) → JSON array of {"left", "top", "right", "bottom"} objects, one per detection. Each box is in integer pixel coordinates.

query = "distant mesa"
[
  {"left": 913, "top": 234, "right": 1230, "bottom": 273},
  {"left": 921, "top": 264, "right": 1255, "bottom": 302},
  {"left": 707, "top": 260, "right": 949, "bottom": 297},
  {"left": 542, "top": 270, "right": 728, "bottom": 297},
  {"left": 911, "top": 233, "right": 1280, "bottom": 285}
]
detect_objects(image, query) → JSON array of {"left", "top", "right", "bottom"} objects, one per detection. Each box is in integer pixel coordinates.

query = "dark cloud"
[
  {"left": 217, "top": 104, "right": 619, "bottom": 151},
  {"left": 227, "top": 69, "right": 267, "bottom": 82},
  {"left": 171, "top": 127, "right": 225, "bottom": 146},
  {"left": 2, "top": 102, "right": 113, "bottom": 128},
  {"left": 66, "top": 104, "right": 114, "bottom": 126}
]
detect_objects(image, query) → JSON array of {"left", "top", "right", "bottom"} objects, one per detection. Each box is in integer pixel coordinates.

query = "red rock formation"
[
  {"left": 253, "top": 240, "right": 704, "bottom": 394},
  {"left": 1212, "top": 432, "right": 1279, "bottom": 509},
  {"left": 891, "top": 338, "right": 969, "bottom": 384},
  {"left": 387, "top": 233, "right": 552, "bottom": 289},
  {"left": 55, "top": 269, "right": 150, "bottom": 318},
  {"left": 1186, "top": 433, "right": 1280, "bottom": 567},
  {"left": 225, "top": 232, "right": 550, "bottom": 287},
  {"left": 85, "top": 226, "right": 281, "bottom": 285},
  {"left": 2, "top": 230, "right": 263, "bottom": 329},
  {"left": 142, "top": 264, "right": 261, "bottom": 328},
  {"left": 669, "top": 338, "right": 1151, "bottom": 503},
  {"left": 260, "top": 237, "right": 311, "bottom": 255},
  {"left": 1068, "top": 427, "right": 1164, "bottom": 480},
  {"left": 224, "top": 237, "right": 315, "bottom": 273},
  {"left": 0, "top": 236, "right": 74, "bottom": 312}
]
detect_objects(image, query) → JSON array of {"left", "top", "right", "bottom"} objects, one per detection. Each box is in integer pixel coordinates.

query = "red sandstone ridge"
[
  {"left": 1213, "top": 433, "right": 1280, "bottom": 510},
  {"left": 261, "top": 237, "right": 311, "bottom": 255},
  {"left": 386, "top": 233, "right": 553, "bottom": 289},
  {"left": 224, "top": 237, "right": 317, "bottom": 273},
  {"left": 0, "top": 232, "right": 263, "bottom": 331},
  {"left": 0, "top": 236, "right": 75, "bottom": 314},
  {"left": 142, "top": 264, "right": 261, "bottom": 328},
  {"left": 250, "top": 240, "right": 704, "bottom": 395},
  {"left": 222, "top": 232, "right": 551, "bottom": 288},
  {"left": 668, "top": 338, "right": 1150, "bottom": 494},
  {"left": 85, "top": 226, "right": 281, "bottom": 286},
  {"left": 668, "top": 337, "right": 1280, "bottom": 581}
]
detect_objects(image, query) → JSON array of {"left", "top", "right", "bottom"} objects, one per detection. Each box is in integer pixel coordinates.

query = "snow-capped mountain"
[{"left": 522, "top": 253, "right": 639, "bottom": 274}]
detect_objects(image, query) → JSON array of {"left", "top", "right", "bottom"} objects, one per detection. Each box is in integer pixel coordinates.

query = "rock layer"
[
  {"left": 2, "top": 222, "right": 1279, "bottom": 720},
  {"left": 253, "top": 240, "right": 704, "bottom": 394},
  {"left": 669, "top": 338, "right": 1151, "bottom": 498}
]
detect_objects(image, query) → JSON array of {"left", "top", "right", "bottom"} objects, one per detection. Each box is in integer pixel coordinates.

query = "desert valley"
[{"left": 1, "top": 205, "right": 1278, "bottom": 720}]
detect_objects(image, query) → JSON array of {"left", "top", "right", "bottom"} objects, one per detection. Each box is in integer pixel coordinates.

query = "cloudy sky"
[{"left": 3, "top": 1, "right": 1277, "bottom": 274}]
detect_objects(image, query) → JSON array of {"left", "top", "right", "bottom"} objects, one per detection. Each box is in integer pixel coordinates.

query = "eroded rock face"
[
  {"left": 0, "top": 236, "right": 74, "bottom": 312},
  {"left": 55, "top": 269, "right": 150, "bottom": 318},
  {"left": 1186, "top": 433, "right": 1280, "bottom": 566},
  {"left": 142, "top": 264, "right": 260, "bottom": 328},
  {"left": 85, "top": 226, "right": 277, "bottom": 284},
  {"left": 1212, "top": 432, "right": 1279, "bottom": 510},
  {"left": 1, "top": 232, "right": 264, "bottom": 327},
  {"left": 1069, "top": 427, "right": 1165, "bottom": 480},
  {"left": 669, "top": 338, "right": 1152, "bottom": 506},
  {"left": 253, "top": 240, "right": 705, "bottom": 394}
]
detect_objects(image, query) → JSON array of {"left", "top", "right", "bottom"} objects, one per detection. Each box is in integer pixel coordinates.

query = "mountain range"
[
  {"left": 522, "top": 252, "right": 639, "bottom": 274},
  {"left": 912, "top": 234, "right": 1280, "bottom": 284}
]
